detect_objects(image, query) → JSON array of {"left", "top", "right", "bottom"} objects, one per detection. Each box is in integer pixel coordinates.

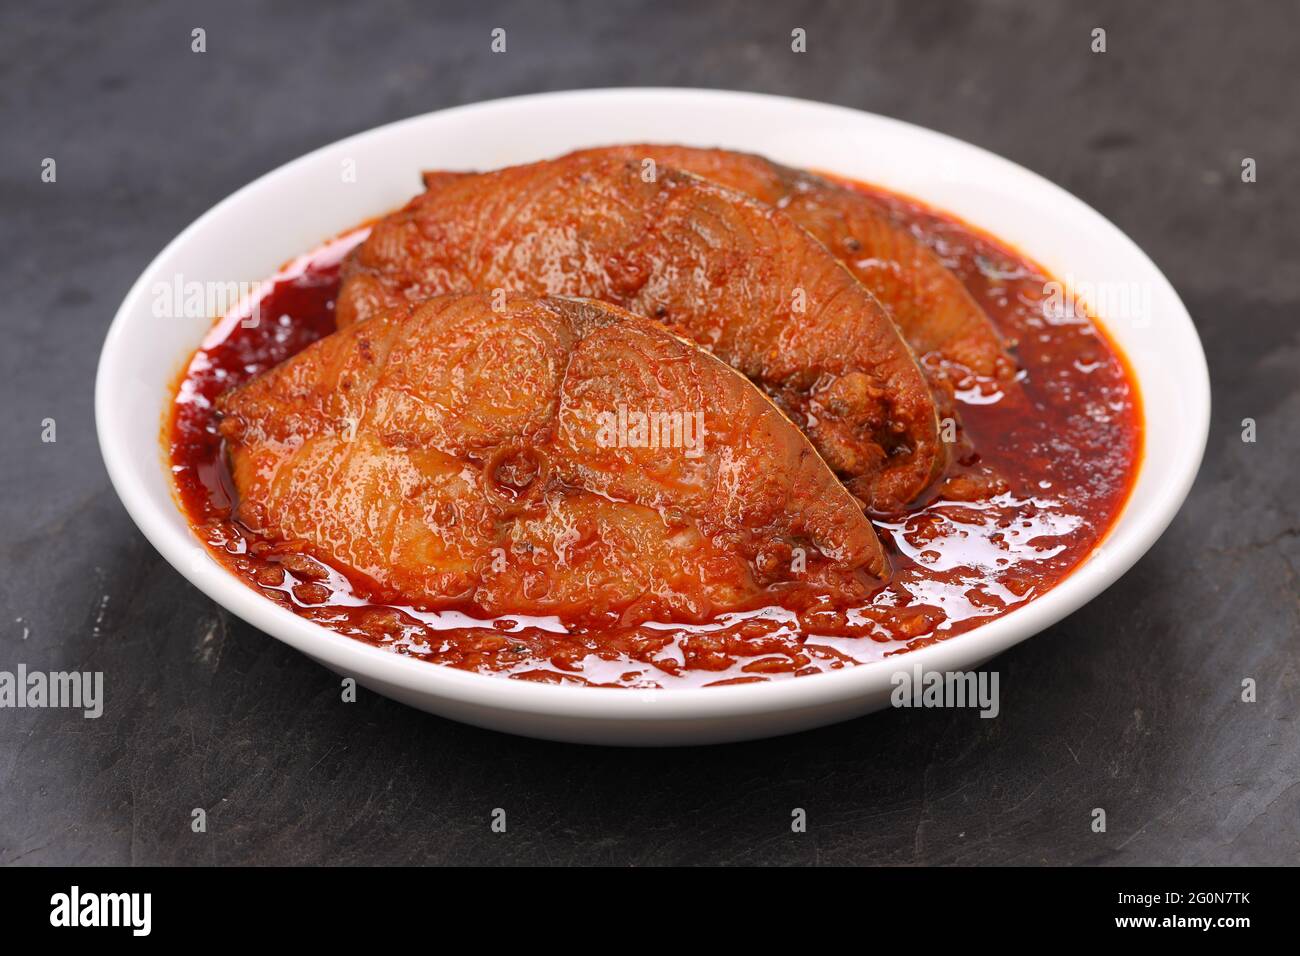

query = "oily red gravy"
[{"left": 167, "top": 178, "right": 1141, "bottom": 688}]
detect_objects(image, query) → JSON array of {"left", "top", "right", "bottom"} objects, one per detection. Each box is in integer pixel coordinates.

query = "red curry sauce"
[{"left": 168, "top": 183, "right": 1141, "bottom": 688}]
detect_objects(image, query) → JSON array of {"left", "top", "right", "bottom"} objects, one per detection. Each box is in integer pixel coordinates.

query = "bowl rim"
[{"left": 95, "top": 86, "right": 1209, "bottom": 722}]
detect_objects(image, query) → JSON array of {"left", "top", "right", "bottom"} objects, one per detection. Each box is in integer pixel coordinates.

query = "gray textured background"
[{"left": 2, "top": 0, "right": 1296, "bottom": 865}]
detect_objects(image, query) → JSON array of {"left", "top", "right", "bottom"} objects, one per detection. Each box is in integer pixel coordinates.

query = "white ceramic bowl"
[{"left": 96, "top": 89, "right": 1208, "bottom": 745}]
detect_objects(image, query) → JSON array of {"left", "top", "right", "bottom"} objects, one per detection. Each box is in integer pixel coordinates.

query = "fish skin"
[
  {"left": 338, "top": 152, "right": 945, "bottom": 514},
  {"left": 217, "top": 293, "right": 889, "bottom": 624},
  {"left": 410, "top": 146, "right": 1016, "bottom": 384}
]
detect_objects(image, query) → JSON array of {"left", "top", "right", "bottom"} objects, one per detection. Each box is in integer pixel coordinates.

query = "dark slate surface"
[{"left": 1, "top": 0, "right": 1296, "bottom": 866}]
